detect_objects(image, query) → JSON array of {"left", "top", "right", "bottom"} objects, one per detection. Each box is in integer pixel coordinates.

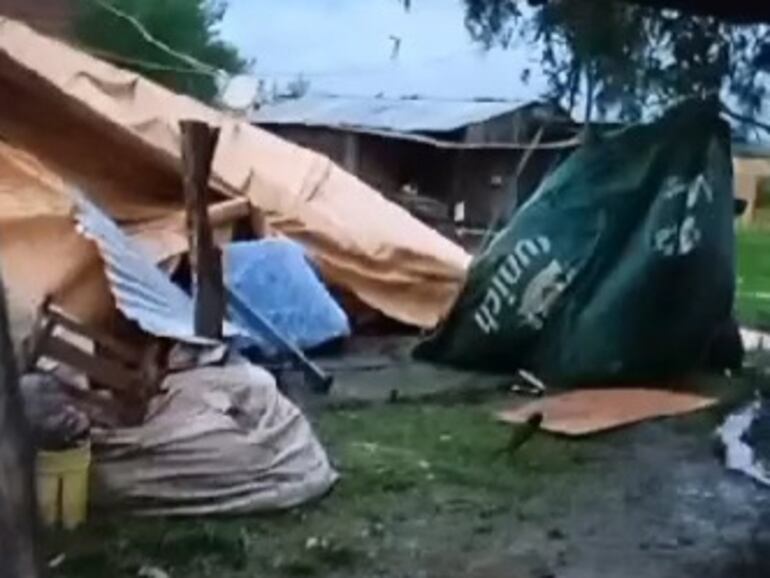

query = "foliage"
[
  {"left": 74, "top": 0, "right": 247, "bottom": 102},
  {"left": 462, "top": 0, "right": 770, "bottom": 125}
]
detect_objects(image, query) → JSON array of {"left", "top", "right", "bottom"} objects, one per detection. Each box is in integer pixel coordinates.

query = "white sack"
[{"left": 91, "top": 363, "right": 337, "bottom": 516}]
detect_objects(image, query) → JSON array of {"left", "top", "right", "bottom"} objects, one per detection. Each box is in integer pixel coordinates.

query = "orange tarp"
[
  {"left": 0, "top": 140, "right": 109, "bottom": 346},
  {"left": 0, "top": 17, "right": 470, "bottom": 332},
  {"left": 497, "top": 389, "right": 717, "bottom": 436}
]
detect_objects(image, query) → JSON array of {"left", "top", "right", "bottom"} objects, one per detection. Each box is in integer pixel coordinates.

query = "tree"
[
  {"left": 459, "top": 1, "right": 770, "bottom": 128},
  {"left": 75, "top": 0, "right": 247, "bottom": 103},
  {"left": 589, "top": 0, "right": 770, "bottom": 23}
]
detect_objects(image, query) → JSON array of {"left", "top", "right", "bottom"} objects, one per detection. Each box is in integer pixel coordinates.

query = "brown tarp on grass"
[
  {"left": 497, "top": 388, "right": 718, "bottom": 436},
  {"left": 0, "top": 17, "right": 470, "bottom": 332}
]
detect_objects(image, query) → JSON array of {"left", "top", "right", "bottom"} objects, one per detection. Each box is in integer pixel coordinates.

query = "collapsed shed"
[
  {"left": 0, "top": 17, "right": 477, "bottom": 517},
  {"left": 0, "top": 17, "right": 471, "bottom": 349}
]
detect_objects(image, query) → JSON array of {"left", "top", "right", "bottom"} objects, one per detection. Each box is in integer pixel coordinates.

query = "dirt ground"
[
  {"left": 459, "top": 414, "right": 770, "bottom": 578},
  {"left": 48, "top": 362, "right": 770, "bottom": 578}
]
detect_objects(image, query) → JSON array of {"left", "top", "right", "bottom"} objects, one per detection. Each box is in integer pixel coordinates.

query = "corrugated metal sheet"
[
  {"left": 74, "top": 192, "right": 238, "bottom": 345},
  {"left": 251, "top": 94, "right": 532, "bottom": 134}
]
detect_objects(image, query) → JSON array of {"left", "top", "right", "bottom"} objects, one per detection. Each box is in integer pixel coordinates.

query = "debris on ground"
[
  {"left": 47, "top": 553, "right": 66, "bottom": 570},
  {"left": 741, "top": 327, "right": 770, "bottom": 353},
  {"left": 497, "top": 412, "right": 543, "bottom": 458},
  {"left": 498, "top": 388, "right": 718, "bottom": 436},
  {"left": 416, "top": 101, "right": 738, "bottom": 385},
  {"left": 717, "top": 397, "right": 770, "bottom": 487},
  {"left": 136, "top": 566, "right": 170, "bottom": 578},
  {"left": 510, "top": 369, "right": 547, "bottom": 396}
]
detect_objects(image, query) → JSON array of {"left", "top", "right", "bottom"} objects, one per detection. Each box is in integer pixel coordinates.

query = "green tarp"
[{"left": 416, "top": 101, "right": 736, "bottom": 385}]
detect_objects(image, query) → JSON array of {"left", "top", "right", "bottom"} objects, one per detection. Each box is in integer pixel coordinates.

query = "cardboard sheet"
[
  {"left": 497, "top": 388, "right": 718, "bottom": 436},
  {"left": 0, "top": 18, "right": 470, "bottom": 329}
]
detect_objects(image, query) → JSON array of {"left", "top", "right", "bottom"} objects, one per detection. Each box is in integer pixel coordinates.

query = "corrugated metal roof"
[
  {"left": 251, "top": 94, "right": 534, "bottom": 133},
  {"left": 295, "top": 123, "right": 581, "bottom": 151},
  {"left": 74, "top": 193, "right": 241, "bottom": 345}
]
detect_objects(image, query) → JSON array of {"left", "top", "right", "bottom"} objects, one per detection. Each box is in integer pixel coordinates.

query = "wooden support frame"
[
  {"left": 478, "top": 127, "right": 546, "bottom": 252},
  {"left": 23, "top": 300, "right": 164, "bottom": 425}
]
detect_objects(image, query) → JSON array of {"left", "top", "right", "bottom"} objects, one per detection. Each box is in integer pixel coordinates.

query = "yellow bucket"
[{"left": 36, "top": 443, "right": 91, "bottom": 530}]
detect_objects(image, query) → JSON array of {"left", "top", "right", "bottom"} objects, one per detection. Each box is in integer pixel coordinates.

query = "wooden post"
[
  {"left": 343, "top": 132, "right": 359, "bottom": 175},
  {"left": 180, "top": 120, "right": 224, "bottom": 339},
  {"left": 0, "top": 269, "right": 41, "bottom": 578}
]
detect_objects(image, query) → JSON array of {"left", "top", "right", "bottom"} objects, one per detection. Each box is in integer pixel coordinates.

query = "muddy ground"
[
  {"left": 456, "top": 414, "right": 770, "bottom": 578},
  {"left": 49, "top": 359, "right": 770, "bottom": 578}
]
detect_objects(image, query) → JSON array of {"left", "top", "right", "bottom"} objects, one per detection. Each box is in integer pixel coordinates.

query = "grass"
[
  {"left": 737, "top": 227, "right": 770, "bottom": 326},
  {"left": 49, "top": 402, "right": 591, "bottom": 578}
]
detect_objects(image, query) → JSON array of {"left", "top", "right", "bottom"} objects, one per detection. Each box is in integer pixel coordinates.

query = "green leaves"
[
  {"left": 74, "top": 0, "right": 246, "bottom": 103},
  {"left": 463, "top": 0, "right": 770, "bottom": 125}
]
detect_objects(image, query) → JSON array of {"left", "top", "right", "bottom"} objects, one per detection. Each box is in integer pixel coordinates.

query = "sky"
[
  {"left": 217, "top": 1, "right": 770, "bottom": 133},
  {"left": 219, "top": 0, "right": 549, "bottom": 101}
]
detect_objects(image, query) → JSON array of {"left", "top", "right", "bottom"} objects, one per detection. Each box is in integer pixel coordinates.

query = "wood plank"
[
  {"left": 22, "top": 314, "right": 56, "bottom": 373},
  {"left": 45, "top": 305, "right": 141, "bottom": 366},
  {"left": 208, "top": 197, "right": 251, "bottom": 227},
  {"left": 43, "top": 335, "right": 140, "bottom": 394}
]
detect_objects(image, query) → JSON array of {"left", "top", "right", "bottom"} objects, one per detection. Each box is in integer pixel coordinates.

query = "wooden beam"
[
  {"left": 23, "top": 301, "right": 159, "bottom": 426},
  {"left": 0, "top": 269, "right": 41, "bottom": 578},
  {"left": 208, "top": 197, "right": 251, "bottom": 228},
  {"left": 44, "top": 304, "right": 142, "bottom": 366},
  {"left": 180, "top": 120, "right": 225, "bottom": 339},
  {"left": 478, "top": 127, "right": 545, "bottom": 251},
  {"left": 42, "top": 336, "right": 141, "bottom": 394},
  {"left": 343, "top": 132, "right": 360, "bottom": 174}
]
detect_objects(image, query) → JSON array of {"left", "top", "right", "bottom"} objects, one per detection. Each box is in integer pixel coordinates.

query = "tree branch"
[
  {"left": 90, "top": 0, "right": 220, "bottom": 76},
  {"left": 528, "top": 0, "right": 770, "bottom": 23},
  {"left": 722, "top": 103, "right": 770, "bottom": 135}
]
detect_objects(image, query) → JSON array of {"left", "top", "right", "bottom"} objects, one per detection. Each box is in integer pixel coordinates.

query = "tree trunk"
[{"left": 0, "top": 268, "right": 41, "bottom": 578}]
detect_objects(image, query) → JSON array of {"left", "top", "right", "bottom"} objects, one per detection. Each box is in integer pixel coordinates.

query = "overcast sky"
[{"left": 219, "top": 0, "right": 548, "bottom": 100}]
